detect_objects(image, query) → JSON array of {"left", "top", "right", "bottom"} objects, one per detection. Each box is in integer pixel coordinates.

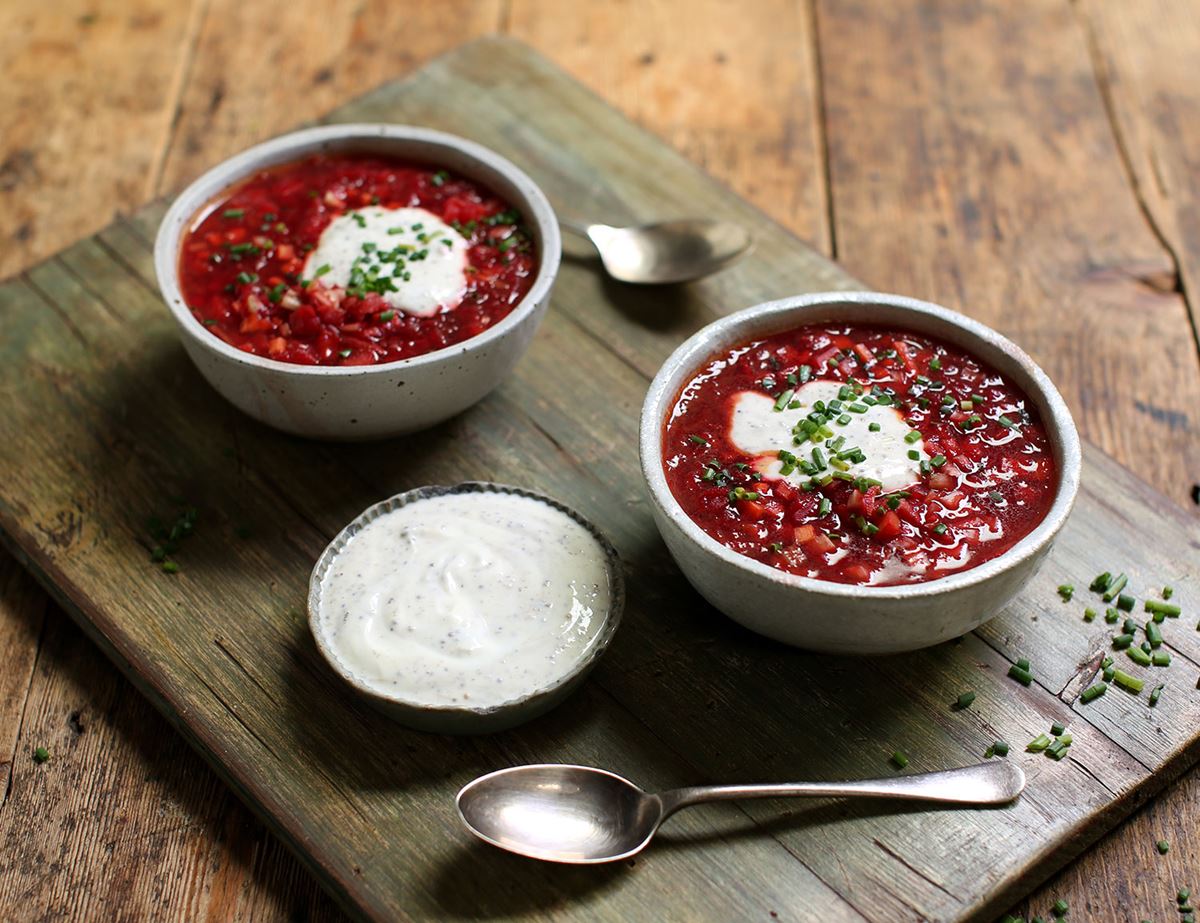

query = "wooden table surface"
[{"left": 1, "top": 2, "right": 1197, "bottom": 920}]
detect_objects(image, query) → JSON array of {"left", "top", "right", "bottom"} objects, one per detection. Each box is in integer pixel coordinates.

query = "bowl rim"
[
  {"left": 153, "top": 123, "right": 562, "bottom": 377},
  {"left": 639, "top": 291, "right": 1082, "bottom": 601},
  {"left": 307, "top": 481, "right": 626, "bottom": 721}
]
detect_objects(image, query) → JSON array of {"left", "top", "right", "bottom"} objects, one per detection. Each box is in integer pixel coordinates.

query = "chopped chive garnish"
[
  {"left": 161, "top": 560, "right": 179, "bottom": 574},
  {"left": 1105, "top": 608, "right": 1121, "bottom": 623},
  {"left": 1102, "top": 572, "right": 1128, "bottom": 602},
  {"left": 869, "top": 422, "right": 881, "bottom": 432},
  {"left": 1163, "top": 586, "right": 1174, "bottom": 600},
  {"left": 837, "top": 414, "right": 851, "bottom": 425},
  {"left": 1181, "top": 888, "right": 1192, "bottom": 903},
  {"left": 33, "top": 746, "right": 49, "bottom": 763},
  {"left": 1057, "top": 584, "right": 1074, "bottom": 601},
  {"left": 1145, "top": 599, "right": 1181, "bottom": 617},
  {"left": 773, "top": 389, "right": 794, "bottom": 411},
  {"left": 222, "top": 208, "right": 245, "bottom": 219},
  {"left": 1112, "top": 669, "right": 1144, "bottom": 693},
  {"left": 378, "top": 310, "right": 395, "bottom": 322},
  {"left": 1017, "top": 657, "right": 1030, "bottom": 671},
  {"left": 1152, "top": 651, "right": 1171, "bottom": 667},
  {"left": 991, "top": 740, "right": 1009, "bottom": 757},
  {"left": 1008, "top": 663, "right": 1033, "bottom": 686},
  {"left": 314, "top": 263, "right": 332, "bottom": 277},
  {"left": 235, "top": 271, "right": 257, "bottom": 284},
  {"left": 907, "top": 449, "right": 920, "bottom": 460},
  {"left": 904, "top": 430, "right": 922, "bottom": 444},
  {"left": 1149, "top": 683, "right": 1164, "bottom": 706},
  {"left": 1090, "top": 572, "right": 1113, "bottom": 593},
  {"left": 1127, "top": 646, "right": 1152, "bottom": 666},
  {"left": 688, "top": 434, "right": 708, "bottom": 445},
  {"left": 1157, "top": 839, "right": 1170, "bottom": 854},
  {"left": 955, "top": 691, "right": 976, "bottom": 709},
  {"left": 1112, "top": 633, "right": 1134, "bottom": 650},
  {"left": 817, "top": 497, "right": 832, "bottom": 517},
  {"left": 1080, "top": 682, "right": 1107, "bottom": 703},
  {"left": 201, "top": 318, "right": 217, "bottom": 326},
  {"left": 1117, "top": 593, "right": 1135, "bottom": 612},
  {"left": 1083, "top": 607, "right": 1096, "bottom": 622},
  {"left": 338, "top": 349, "right": 352, "bottom": 359},
  {"left": 1027, "top": 734, "right": 1052, "bottom": 752},
  {"left": 890, "top": 750, "right": 909, "bottom": 769},
  {"left": 933, "top": 523, "right": 948, "bottom": 536},
  {"left": 930, "top": 454, "right": 947, "bottom": 467},
  {"left": 1145, "top": 621, "right": 1163, "bottom": 648},
  {"left": 1052, "top": 899, "right": 1068, "bottom": 917},
  {"left": 798, "top": 364, "right": 811, "bottom": 383},
  {"left": 1050, "top": 720, "right": 1066, "bottom": 736}
]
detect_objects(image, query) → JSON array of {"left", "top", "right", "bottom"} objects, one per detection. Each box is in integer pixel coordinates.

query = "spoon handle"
[{"left": 657, "top": 762, "right": 1024, "bottom": 817}]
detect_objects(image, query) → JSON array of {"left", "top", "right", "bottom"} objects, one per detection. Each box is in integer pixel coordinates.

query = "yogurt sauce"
[
  {"left": 317, "top": 492, "right": 613, "bottom": 709},
  {"left": 303, "top": 206, "right": 468, "bottom": 317},
  {"left": 729, "top": 379, "right": 927, "bottom": 492}
]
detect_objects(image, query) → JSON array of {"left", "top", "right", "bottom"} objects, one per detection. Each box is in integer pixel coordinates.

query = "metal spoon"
[
  {"left": 456, "top": 761, "right": 1025, "bottom": 864},
  {"left": 562, "top": 219, "right": 752, "bottom": 284}
]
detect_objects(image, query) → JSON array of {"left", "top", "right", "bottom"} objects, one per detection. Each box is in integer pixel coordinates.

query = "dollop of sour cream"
[
  {"left": 730, "top": 379, "right": 926, "bottom": 492},
  {"left": 303, "top": 206, "right": 468, "bottom": 317},
  {"left": 317, "top": 492, "right": 613, "bottom": 709}
]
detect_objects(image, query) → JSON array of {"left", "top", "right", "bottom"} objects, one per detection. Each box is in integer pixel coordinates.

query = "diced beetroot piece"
[
  {"left": 874, "top": 510, "right": 902, "bottom": 541},
  {"left": 793, "top": 524, "right": 816, "bottom": 544}
]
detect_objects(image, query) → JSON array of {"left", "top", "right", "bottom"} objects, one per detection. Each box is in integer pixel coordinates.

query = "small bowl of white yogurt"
[{"left": 309, "top": 483, "right": 624, "bottom": 734}]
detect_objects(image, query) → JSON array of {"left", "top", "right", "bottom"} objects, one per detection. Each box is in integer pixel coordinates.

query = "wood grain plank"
[
  {"left": 815, "top": 0, "right": 1200, "bottom": 507},
  {"left": 0, "top": 0, "right": 202, "bottom": 281},
  {"left": 156, "top": 0, "right": 504, "bottom": 194},
  {"left": 506, "top": 0, "right": 831, "bottom": 252}
]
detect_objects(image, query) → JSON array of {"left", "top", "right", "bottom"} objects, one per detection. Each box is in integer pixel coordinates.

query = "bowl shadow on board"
[{"left": 560, "top": 247, "right": 703, "bottom": 335}]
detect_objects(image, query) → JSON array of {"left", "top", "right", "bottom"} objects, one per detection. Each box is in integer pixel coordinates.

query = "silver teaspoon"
[
  {"left": 562, "top": 219, "right": 752, "bottom": 284},
  {"left": 456, "top": 761, "right": 1025, "bottom": 864}
]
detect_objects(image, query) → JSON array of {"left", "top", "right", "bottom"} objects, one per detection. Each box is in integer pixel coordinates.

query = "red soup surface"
[
  {"left": 178, "top": 154, "right": 537, "bottom": 366},
  {"left": 663, "top": 324, "right": 1058, "bottom": 586}
]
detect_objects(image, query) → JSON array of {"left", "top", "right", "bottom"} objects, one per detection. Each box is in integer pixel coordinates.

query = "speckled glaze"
[
  {"left": 308, "top": 483, "right": 625, "bottom": 734},
  {"left": 154, "top": 124, "right": 561, "bottom": 440},
  {"left": 639, "top": 292, "right": 1082, "bottom": 654}
]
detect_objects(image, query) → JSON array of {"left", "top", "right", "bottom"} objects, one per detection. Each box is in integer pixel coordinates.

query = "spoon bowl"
[
  {"left": 457, "top": 761, "right": 1026, "bottom": 864},
  {"left": 567, "top": 220, "right": 752, "bottom": 284}
]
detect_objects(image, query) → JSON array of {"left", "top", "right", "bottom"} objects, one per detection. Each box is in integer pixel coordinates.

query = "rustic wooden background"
[{"left": 1, "top": 1, "right": 1197, "bottom": 920}]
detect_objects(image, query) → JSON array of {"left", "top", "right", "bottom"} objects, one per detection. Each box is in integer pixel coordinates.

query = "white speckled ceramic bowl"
[
  {"left": 640, "top": 292, "right": 1081, "bottom": 654},
  {"left": 154, "top": 124, "right": 560, "bottom": 440},
  {"left": 308, "top": 482, "right": 625, "bottom": 734}
]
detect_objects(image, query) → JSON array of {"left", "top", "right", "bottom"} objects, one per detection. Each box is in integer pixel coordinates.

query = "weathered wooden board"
[{"left": 0, "top": 38, "right": 1198, "bottom": 923}]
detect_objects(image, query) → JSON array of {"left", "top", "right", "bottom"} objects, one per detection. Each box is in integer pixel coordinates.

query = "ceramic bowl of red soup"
[
  {"left": 154, "top": 124, "right": 560, "bottom": 439},
  {"left": 640, "top": 292, "right": 1081, "bottom": 653}
]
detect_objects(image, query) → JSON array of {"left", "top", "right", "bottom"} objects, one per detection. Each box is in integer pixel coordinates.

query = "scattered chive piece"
[
  {"left": 378, "top": 310, "right": 395, "bottom": 322},
  {"left": 904, "top": 430, "right": 922, "bottom": 444},
  {"left": 1103, "top": 666, "right": 1116, "bottom": 682},
  {"left": 1152, "top": 651, "right": 1171, "bottom": 667},
  {"left": 1127, "top": 646, "right": 1152, "bottom": 667},
  {"left": 201, "top": 318, "right": 217, "bottom": 326},
  {"left": 955, "top": 691, "right": 976, "bottom": 709},
  {"left": 1052, "top": 898, "right": 1068, "bottom": 917},
  {"left": 890, "top": 750, "right": 909, "bottom": 769},
  {"left": 1017, "top": 657, "right": 1031, "bottom": 671},
  {"left": 1149, "top": 683, "right": 1164, "bottom": 706},
  {"left": 1117, "top": 593, "right": 1135, "bottom": 612},
  {"left": 1050, "top": 721, "right": 1066, "bottom": 736},
  {"left": 33, "top": 747, "right": 49, "bottom": 764},
  {"left": 1163, "top": 586, "right": 1175, "bottom": 600},
  {"left": 1113, "top": 669, "right": 1145, "bottom": 693},
  {"left": 1123, "top": 617, "right": 1138, "bottom": 634},
  {"left": 1157, "top": 839, "right": 1170, "bottom": 854},
  {"left": 869, "top": 422, "right": 881, "bottom": 432},
  {"left": 1146, "top": 621, "right": 1163, "bottom": 648},
  {"left": 992, "top": 740, "right": 1010, "bottom": 757},
  {"left": 1090, "top": 571, "right": 1113, "bottom": 593},
  {"left": 1112, "top": 633, "right": 1134, "bottom": 650},
  {"left": 1181, "top": 888, "right": 1192, "bottom": 902},
  {"left": 338, "top": 349, "right": 352, "bottom": 359},
  {"left": 933, "top": 523, "right": 948, "bottom": 536},
  {"left": 1105, "top": 607, "right": 1121, "bottom": 623},
  {"left": 1027, "top": 734, "right": 1052, "bottom": 752},
  {"left": 1102, "top": 572, "right": 1128, "bottom": 602},
  {"left": 1102, "top": 655, "right": 1113, "bottom": 668},
  {"left": 1080, "top": 683, "right": 1107, "bottom": 703},
  {"left": 1145, "top": 599, "right": 1181, "bottom": 617},
  {"left": 1057, "top": 584, "right": 1074, "bottom": 602},
  {"left": 773, "top": 389, "right": 794, "bottom": 411},
  {"left": 1083, "top": 607, "right": 1096, "bottom": 622},
  {"left": 222, "top": 208, "right": 245, "bottom": 219},
  {"left": 688, "top": 434, "right": 708, "bottom": 445},
  {"left": 161, "top": 560, "right": 179, "bottom": 574}
]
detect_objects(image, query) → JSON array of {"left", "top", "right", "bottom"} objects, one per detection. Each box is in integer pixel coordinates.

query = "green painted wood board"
[{"left": 1, "top": 38, "right": 1198, "bottom": 923}]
